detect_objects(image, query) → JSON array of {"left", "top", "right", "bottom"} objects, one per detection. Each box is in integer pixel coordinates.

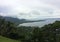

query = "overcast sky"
[{"left": 0, "top": 0, "right": 60, "bottom": 20}]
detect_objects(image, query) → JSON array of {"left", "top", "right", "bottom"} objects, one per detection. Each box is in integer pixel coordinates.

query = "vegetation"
[
  {"left": 0, "top": 17, "right": 59, "bottom": 42},
  {"left": 0, "top": 36, "right": 20, "bottom": 42}
]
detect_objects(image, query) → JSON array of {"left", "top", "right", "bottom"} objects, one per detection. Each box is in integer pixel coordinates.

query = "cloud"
[{"left": 0, "top": 0, "right": 60, "bottom": 20}]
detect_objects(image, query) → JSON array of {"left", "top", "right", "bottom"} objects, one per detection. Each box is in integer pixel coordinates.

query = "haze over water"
[{"left": 20, "top": 18, "right": 60, "bottom": 27}]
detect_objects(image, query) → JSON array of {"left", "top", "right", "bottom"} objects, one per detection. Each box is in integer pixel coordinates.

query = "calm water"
[{"left": 19, "top": 18, "right": 60, "bottom": 27}]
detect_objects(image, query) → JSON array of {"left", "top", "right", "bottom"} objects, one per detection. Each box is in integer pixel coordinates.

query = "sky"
[{"left": 0, "top": 0, "right": 60, "bottom": 20}]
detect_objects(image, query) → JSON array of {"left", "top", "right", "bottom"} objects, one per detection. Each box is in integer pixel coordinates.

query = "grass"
[{"left": 0, "top": 36, "right": 20, "bottom": 42}]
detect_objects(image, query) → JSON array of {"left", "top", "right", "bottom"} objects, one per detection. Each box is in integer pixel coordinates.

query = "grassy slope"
[{"left": 0, "top": 36, "right": 20, "bottom": 42}]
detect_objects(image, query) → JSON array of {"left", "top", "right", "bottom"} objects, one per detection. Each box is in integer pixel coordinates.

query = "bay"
[{"left": 19, "top": 18, "right": 60, "bottom": 27}]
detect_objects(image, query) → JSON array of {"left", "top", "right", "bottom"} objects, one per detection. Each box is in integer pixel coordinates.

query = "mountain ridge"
[{"left": 0, "top": 16, "right": 45, "bottom": 25}]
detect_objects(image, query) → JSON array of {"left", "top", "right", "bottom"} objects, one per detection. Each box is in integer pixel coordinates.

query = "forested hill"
[
  {"left": 0, "top": 17, "right": 60, "bottom": 42},
  {"left": 0, "top": 16, "right": 45, "bottom": 24}
]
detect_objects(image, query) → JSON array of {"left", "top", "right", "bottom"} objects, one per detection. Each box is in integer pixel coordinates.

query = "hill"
[{"left": 0, "top": 16, "right": 45, "bottom": 24}]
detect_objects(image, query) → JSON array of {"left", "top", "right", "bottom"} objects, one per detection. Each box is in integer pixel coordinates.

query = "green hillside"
[{"left": 0, "top": 36, "right": 20, "bottom": 42}]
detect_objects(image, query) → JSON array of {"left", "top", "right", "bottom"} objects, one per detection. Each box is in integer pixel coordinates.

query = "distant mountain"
[
  {"left": 46, "top": 18, "right": 60, "bottom": 21},
  {"left": 3, "top": 17, "right": 26, "bottom": 24},
  {"left": 0, "top": 16, "right": 45, "bottom": 25}
]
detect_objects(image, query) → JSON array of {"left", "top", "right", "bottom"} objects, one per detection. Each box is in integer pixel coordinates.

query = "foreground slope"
[{"left": 0, "top": 36, "right": 20, "bottom": 42}]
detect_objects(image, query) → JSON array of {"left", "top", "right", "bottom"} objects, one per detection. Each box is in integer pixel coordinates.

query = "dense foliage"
[{"left": 0, "top": 17, "right": 59, "bottom": 42}]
